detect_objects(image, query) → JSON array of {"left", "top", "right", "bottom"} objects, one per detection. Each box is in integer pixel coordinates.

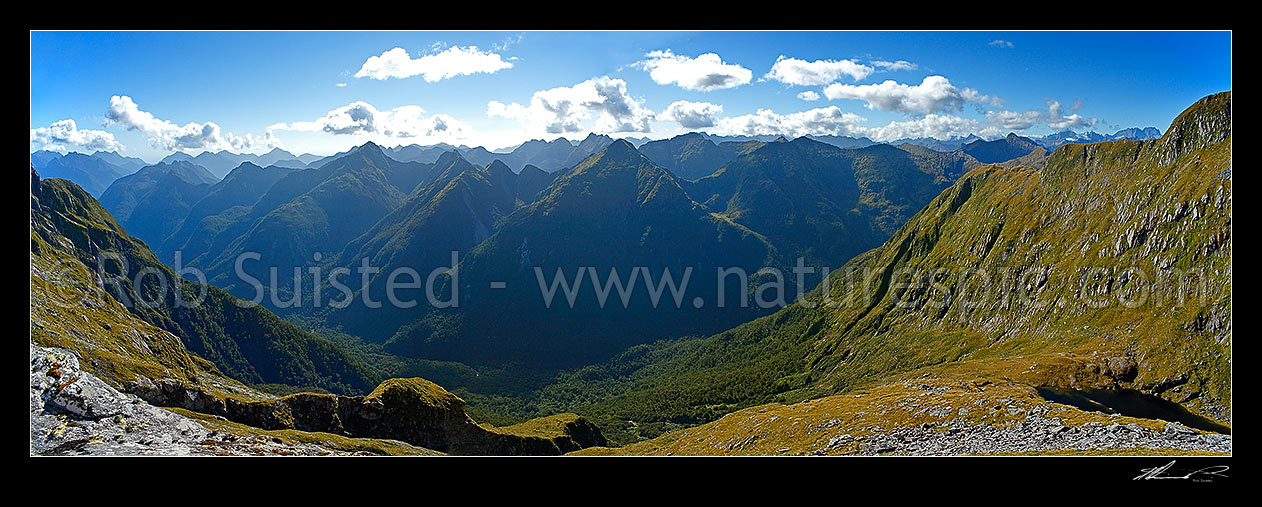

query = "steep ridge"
[
  {"left": 156, "top": 161, "right": 297, "bottom": 263},
  {"left": 553, "top": 92, "right": 1231, "bottom": 445},
  {"left": 32, "top": 152, "right": 132, "bottom": 196},
  {"left": 99, "top": 161, "right": 218, "bottom": 226},
  {"left": 382, "top": 140, "right": 782, "bottom": 366},
  {"left": 32, "top": 170, "right": 380, "bottom": 394},
  {"left": 961, "top": 133, "right": 1042, "bottom": 164},
  {"left": 114, "top": 170, "right": 214, "bottom": 249},
  {"left": 639, "top": 132, "right": 747, "bottom": 181},
  {"left": 461, "top": 134, "right": 615, "bottom": 173},
  {"left": 31, "top": 169, "right": 609, "bottom": 456},
  {"left": 687, "top": 138, "right": 979, "bottom": 271},
  {"left": 323, "top": 153, "right": 529, "bottom": 337},
  {"left": 192, "top": 143, "right": 438, "bottom": 298}
]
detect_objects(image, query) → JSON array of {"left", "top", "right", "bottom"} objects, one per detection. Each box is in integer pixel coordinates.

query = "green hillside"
[
  {"left": 32, "top": 170, "right": 381, "bottom": 395},
  {"left": 547, "top": 92, "right": 1232, "bottom": 445}
]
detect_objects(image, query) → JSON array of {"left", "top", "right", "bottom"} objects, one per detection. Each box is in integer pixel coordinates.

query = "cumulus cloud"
[
  {"left": 764, "top": 55, "right": 874, "bottom": 86},
  {"left": 872, "top": 60, "right": 918, "bottom": 72},
  {"left": 30, "top": 119, "right": 123, "bottom": 152},
  {"left": 797, "top": 90, "right": 821, "bottom": 101},
  {"left": 487, "top": 76, "right": 655, "bottom": 134},
  {"left": 712, "top": 106, "right": 867, "bottom": 138},
  {"left": 269, "top": 101, "right": 473, "bottom": 142},
  {"left": 1044, "top": 99, "right": 1095, "bottom": 130},
  {"left": 354, "top": 46, "right": 512, "bottom": 81},
  {"left": 661, "top": 100, "right": 723, "bottom": 129},
  {"left": 989, "top": 40, "right": 1014, "bottom": 49},
  {"left": 984, "top": 99, "right": 1096, "bottom": 132},
  {"left": 985, "top": 109, "right": 1044, "bottom": 130},
  {"left": 699, "top": 104, "right": 1005, "bottom": 142},
  {"left": 865, "top": 114, "right": 1000, "bottom": 142},
  {"left": 635, "top": 50, "right": 752, "bottom": 91},
  {"left": 822, "top": 76, "right": 995, "bottom": 115},
  {"left": 106, "top": 96, "right": 280, "bottom": 152}
]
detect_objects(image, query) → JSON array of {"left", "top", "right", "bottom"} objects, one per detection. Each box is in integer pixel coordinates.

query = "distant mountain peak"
[
  {"left": 434, "top": 149, "right": 467, "bottom": 166},
  {"left": 485, "top": 159, "right": 513, "bottom": 176},
  {"left": 601, "top": 138, "right": 640, "bottom": 159}
]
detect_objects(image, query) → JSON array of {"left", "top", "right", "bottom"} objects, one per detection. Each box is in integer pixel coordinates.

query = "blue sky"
[{"left": 30, "top": 30, "right": 1231, "bottom": 162}]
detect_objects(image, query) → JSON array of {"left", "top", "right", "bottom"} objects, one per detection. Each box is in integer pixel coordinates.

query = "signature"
[{"left": 1134, "top": 460, "right": 1229, "bottom": 481}]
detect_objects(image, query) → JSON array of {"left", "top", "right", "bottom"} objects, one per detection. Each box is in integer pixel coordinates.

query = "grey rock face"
[
  {"left": 30, "top": 343, "right": 213, "bottom": 455},
  {"left": 31, "top": 343, "right": 437, "bottom": 456}
]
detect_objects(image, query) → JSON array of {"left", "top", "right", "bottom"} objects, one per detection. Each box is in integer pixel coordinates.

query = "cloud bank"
[
  {"left": 355, "top": 46, "right": 512, "bottom": 81},
  {"left": 765, "top": 56, "right": 874, "bottom": 85},
  {"left": 488, "top": 76, "right": 655, "bottom": 134},
  {"left": 637, "top": 50, "right": 752, "bottom": 91},
  {"left": 661, "top": 100, "right": 724, "bottom": 129},
  {"left": 106, "top": 96, "right": 280, "bottom": 152},
  {"left": 30, "top": 119, "right": 123, "bottom": 152},
  {"left": 269, "top": 101, "right": 473, "bottom": 142},
  {"left": 823, "top": 76, "right": 996, "bottom": 115},
  {"left": 712, "top": 106, "right": 867, "bottom": 138}
]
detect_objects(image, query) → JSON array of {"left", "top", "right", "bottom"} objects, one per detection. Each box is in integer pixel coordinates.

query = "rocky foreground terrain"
[
  {"left": 575, "top": 375, "right": 1231, "bottom": 456},
  {"left": 31, "top": 343, "right": 439, "bottom": 456}
]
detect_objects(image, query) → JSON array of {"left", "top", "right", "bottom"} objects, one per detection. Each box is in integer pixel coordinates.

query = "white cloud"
[
  {"left": 30, "top": 119, "right": 123, "bottom": 152},
  {"left": 335, "top": 82, "right": 347, "bottom": 88},
  {"left": 989, "top": 40, "right": 1014, "bottom": 49},
  {"left": 823, "top": 76, "right": 994, "bottom": 115},
  {"left": 764, "top": 55, "right": 874, "bottom": 86},
  {"left": 269, "top": 101, "right": 473, "bottom": 142},
  {"left": 865, "top": 114, "right": 1000, "bottom": 142},
  {"left": 661, "top": 100, "right": 724, "bottom": 129},
  {"left": 872, "top": 60, "right": 918, "bottom": 72},
  {"left": 797, "top": 90, "right": 821, "bottom": 101},
  {"left": 106, "top": 96, "right": 280, "bottom": 153},
  {"left": 705, "top": 106, "right": 1003, "bottom": 142},
  {"left": 354, "top": 46, "right": 512, "bottom": 81},
  {"left": 487, "top": 76, "right": 655, "bottom": 134},
  {"left": 984, "top": 109, "right": 1043, "bottom": 130},
  {"left": 1044, "top": 99, "right": 1095, "bottom": 130},
  {"left": 712, "top": 106, "right": 867, "bottom": 138},
  {"left": 636, "top": 50, "right": 752, "bottom": 91},
  {"left": 984, "top": 99, "right": 1096, "bottom": 132}
]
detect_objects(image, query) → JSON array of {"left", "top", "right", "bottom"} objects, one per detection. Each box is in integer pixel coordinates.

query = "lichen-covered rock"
[
  {"left": 32, "top": 343, "right": 426, "bottom": 456},
  {"left": 31, "top": 343, "right": 212, "bottom": 455}
]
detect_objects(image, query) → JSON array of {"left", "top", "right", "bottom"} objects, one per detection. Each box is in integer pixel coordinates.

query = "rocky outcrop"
[
  {"left": 31, "top": 343, "right": 438, "bottom": 456},
  {"left": 31, "top": 343, "right": 214, "bottom": 455},
  {"left": 1155, "top": 91, "right": 1231, "bottom": 165},
  {"left": 126, "top": 376, "right": 608, "bottom": 455}
]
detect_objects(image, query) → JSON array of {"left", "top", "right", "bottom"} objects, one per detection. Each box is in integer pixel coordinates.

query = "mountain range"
[
  {"left": 29, "top": 93, "right": 1227, "bottom": 456},
  {"left": 539, "top": 92, "right": 1232, "bottom": 448},
  {"left": 30, "top": 124, "right": 1162, "bottom": 204}
]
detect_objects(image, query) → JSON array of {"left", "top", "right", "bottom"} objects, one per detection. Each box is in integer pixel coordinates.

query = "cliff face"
[
  {"left": 130, "top": 377, "right": 607, "bottom": 455},
  {"left": 30, "top": 343, "right": 440, "bottom": 456}
]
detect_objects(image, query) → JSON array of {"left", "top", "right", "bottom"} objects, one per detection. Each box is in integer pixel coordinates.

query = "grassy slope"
[
  {"left": 32, "top": 175, "right": 381, "bottom": 395},
  {"left": 550, "top": 92, "right": 1232, "bottom": 446}
]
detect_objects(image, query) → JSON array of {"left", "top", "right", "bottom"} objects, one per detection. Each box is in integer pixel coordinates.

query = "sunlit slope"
[{"left": 560, "top": 92, "right": 1231, "bottom": 444}]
